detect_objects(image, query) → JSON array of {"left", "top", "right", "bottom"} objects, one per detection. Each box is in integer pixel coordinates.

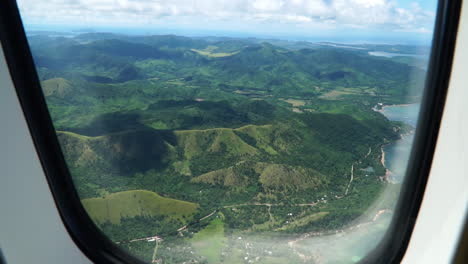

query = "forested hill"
[{"left": 31, "top": 33, "right": 425, "bottom": 98}]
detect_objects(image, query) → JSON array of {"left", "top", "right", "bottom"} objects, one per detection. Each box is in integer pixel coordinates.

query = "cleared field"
[
  {"left": 191, "top": 48, "right": 239, "bottom": 58},
  {"left": 319, "top": 90, "right": 355, "bottom": 100},
  {"left": 191, "top": 217, "right": 226, "bottom": 264},
  {"left": 280, "top": 99, "right": 306, "bottom": 107},
  {"left": 275, "top": 212, "right": 329, "bottom": 231},
  {"left": 41, "top": 78, "right": 74, "bottom": 98},
  {"left": 319, "top": 87, "right": 376, "bottom": 100},
  {"left": 259, "top": 257, "right": 293, "bottom": 264},
  {"left": 82, "top": 190, "right": 198, "bottom": 224}
]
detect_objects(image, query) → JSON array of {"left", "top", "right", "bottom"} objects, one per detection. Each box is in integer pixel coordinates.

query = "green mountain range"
[{"left": 30, "top": 32, "right": 424, "bottom": 263}]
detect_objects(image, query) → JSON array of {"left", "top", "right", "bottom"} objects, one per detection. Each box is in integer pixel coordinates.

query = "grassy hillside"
[
  {"left": 176, "top": 128, "right": 259, "bottom": 159},
  {"left": 57, "top": 105, "right": 393, "bottom": 201},
  {"left": 190, "top": 217, "right": 226, "bottom": 264},
  {"left": 258, "top": 163, "right": 326, "bottom": 191},
  {"left": 82, "top": 190, "right": 198, "bottom": 224},
  {"left": 57, "top": 129, "right": 177, "bottom": 175},
  {"left": 192, "top": 161, "right": 327, "bottom": 191},
  {"left": 41, "top": 77, "right": 74, "bottom": 98}
]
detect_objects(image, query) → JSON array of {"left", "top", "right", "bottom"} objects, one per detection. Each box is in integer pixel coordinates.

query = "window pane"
[{"left": 17, "top": 0, "right": 438, "bottom": 263}]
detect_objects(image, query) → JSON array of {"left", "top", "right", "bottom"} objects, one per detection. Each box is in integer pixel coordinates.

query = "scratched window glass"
[{"left": 18, "top": 0, "right": 438, "bottom": 263}]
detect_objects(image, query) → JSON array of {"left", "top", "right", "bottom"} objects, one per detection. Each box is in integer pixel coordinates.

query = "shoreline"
[
  {"left": 380, "top": 131, "right": 415, "bottom": 184},
  {"left": 380, "top": 145, "right": 393, "bottom": 182},
  {"left": 375, "top": 102, "right": 419, "bottom": 183},
  {"left": 288, "top": 208, "right": 393, "bottom": 263},
  {"left": 380, "top": 145, "right": 386, "bottom": 167},
  {"left": 372, "top": 102, "right": 419, "bottom": 113}
]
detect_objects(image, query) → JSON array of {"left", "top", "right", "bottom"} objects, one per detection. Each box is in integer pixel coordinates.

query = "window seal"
[
  {"left": 0, "top": 1, "right": 146, "bottom": 263},
  {"left": 0, "top": 0, "right": 461, "bottom": 263},
  {"left": 361, "top": 0, "right": 462, "bottom": 263},
  {"left": 0, "top": 248, "right": 7, "bottom": 264}
]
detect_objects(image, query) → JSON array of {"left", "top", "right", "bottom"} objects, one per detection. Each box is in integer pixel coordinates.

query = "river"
[{"left": 380, "top": 103, "right": 421, "bottom": 183}]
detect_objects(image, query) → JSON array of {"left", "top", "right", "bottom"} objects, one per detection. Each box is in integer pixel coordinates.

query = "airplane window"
[{"left": 9, "top": 0, "right": 451, "bottom": 263}]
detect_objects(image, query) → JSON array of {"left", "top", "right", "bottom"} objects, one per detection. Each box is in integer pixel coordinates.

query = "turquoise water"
[
  {"left": 380, "top": 104, "right": 421, "bottom": 182},
  {"left": 380, "top": 104, "right": 420, "bottom": 127}
]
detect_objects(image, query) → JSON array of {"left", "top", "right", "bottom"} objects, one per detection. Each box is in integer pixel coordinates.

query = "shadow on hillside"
[{"left": 65, "top": 112, "right": 177, "bottom": 175}]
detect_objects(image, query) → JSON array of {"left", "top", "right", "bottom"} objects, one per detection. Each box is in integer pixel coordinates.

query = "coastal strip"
[
  {"left": 380, "top": 145, "right": 393, "bottom": 182},
  {"left": 373, "top": 103, "right": 417, "bottom": 113}
]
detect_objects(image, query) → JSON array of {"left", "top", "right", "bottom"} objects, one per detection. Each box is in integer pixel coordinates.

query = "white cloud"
[
  {"left": 251, "top": 0, "right": 285, "bottom": 12},
  {"left": 16, "top": 0, "right": 436, "bottom": 33}
]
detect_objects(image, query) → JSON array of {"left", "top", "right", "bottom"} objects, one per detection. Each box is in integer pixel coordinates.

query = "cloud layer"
[{"left": 17, "top": 0, "right": 436, "bottom": 34}]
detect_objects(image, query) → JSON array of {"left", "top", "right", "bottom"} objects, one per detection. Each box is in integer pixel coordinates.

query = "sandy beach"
[{"left": 380, "top": 145, "right": 394, "bottom": 182}]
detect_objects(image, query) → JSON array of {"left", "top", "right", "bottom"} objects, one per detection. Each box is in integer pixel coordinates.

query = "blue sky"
[
  {"left": 17, "top": 0, "right": 439, "bottom": 44},
  {"left": 399, "top": 0, "right": 437, "bottom": 10}
]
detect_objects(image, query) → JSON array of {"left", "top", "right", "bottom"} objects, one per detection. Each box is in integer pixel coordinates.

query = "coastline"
[
  {"left": 288, "top": 208, "right": 393, "bottom": 263},
  {"left": 380, "top": 145, "right": 393, "bottom": 182},
  {"left": 375, "top": 102, "right": 420, "bottom": 183},
  {"left": 373, "top": 103, "right": 416, "bottom": 113},
  {"left": 380, "top": 145, "right": 386, "bottom": 167}
]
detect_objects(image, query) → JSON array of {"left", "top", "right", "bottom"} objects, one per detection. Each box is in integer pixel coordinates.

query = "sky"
[{"left": 16, "top": 0, "right": 439, "bottom": 43}]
